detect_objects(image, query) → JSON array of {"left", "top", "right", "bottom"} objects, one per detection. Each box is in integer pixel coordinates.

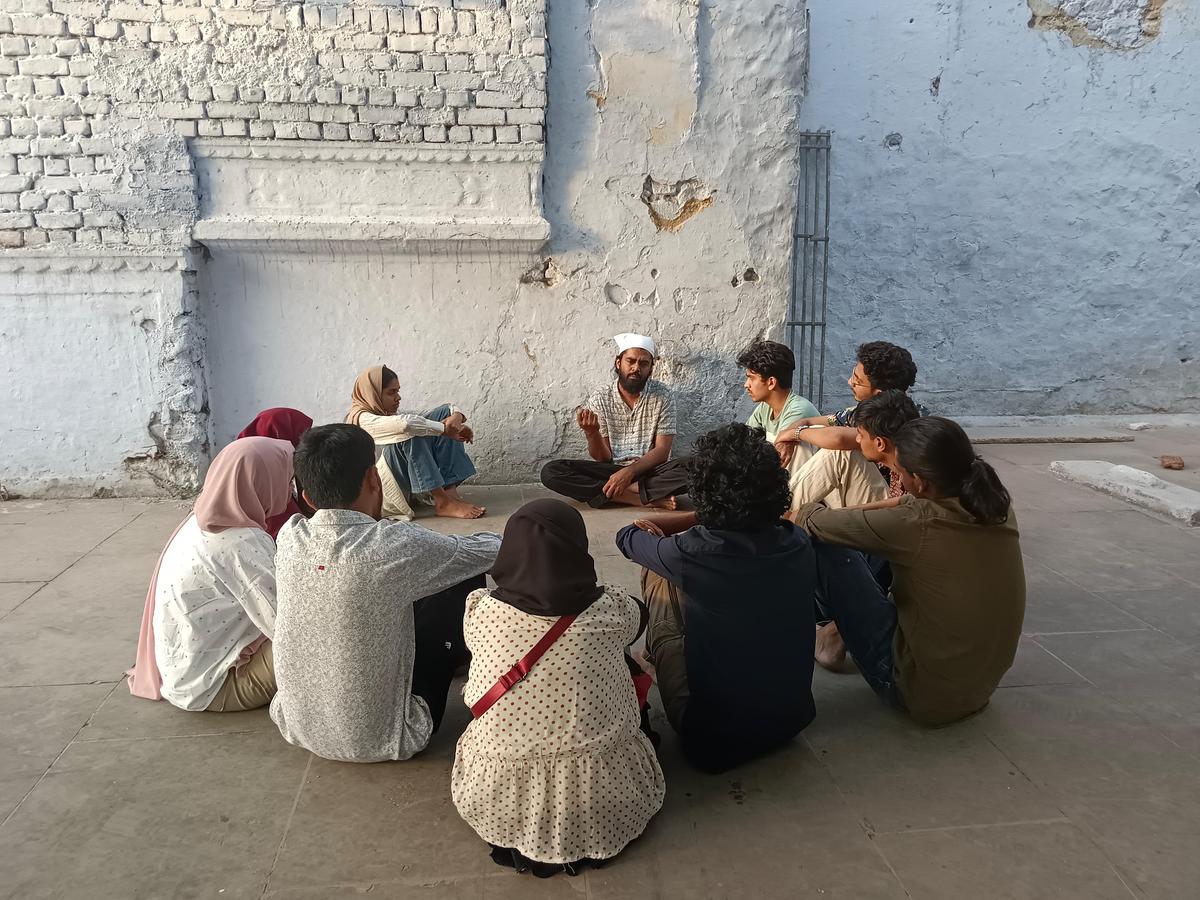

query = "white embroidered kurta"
[
  {"left": 153, "top": 517, "right": 277, "bottom": 711},
  {"left": 451, "top": 586, "right": 665, "bottom": 864}
]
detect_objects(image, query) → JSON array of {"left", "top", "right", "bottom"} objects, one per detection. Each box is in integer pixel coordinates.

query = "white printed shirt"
[{"left": 153, "top": 516, "right": 277, "bottom": 711}]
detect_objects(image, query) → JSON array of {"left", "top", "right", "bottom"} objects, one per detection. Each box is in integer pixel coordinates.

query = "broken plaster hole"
[
  {"left": 640, "top": 176, "right": 714, "bottom": 233},
  {"left": 519, "top": 257, "right": 563, "bottom": 288},
  {"left": 1027, "top": 0, "right": 1167, "bottom": 51},
  {"left": 743, "top": 268, "right": 760, "bottom": 284},
  {"left": 884, "top": 132, "right": 903, "bottom": 150},
  {"left": 650, "top": 268, "right": 659, "bottom": 279}
]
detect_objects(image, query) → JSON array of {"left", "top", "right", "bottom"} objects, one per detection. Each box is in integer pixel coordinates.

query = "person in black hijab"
[
  {"left": 451, "top": 499, "right": 664, "bottom": 878},
  {"left": 490, "top": 499, "right": 605, "bottom": 616}
]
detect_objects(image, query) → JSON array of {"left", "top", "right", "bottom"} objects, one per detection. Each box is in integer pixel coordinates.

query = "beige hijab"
[{"left": 347, "top": 365, "right": 390, "bottom": 425}]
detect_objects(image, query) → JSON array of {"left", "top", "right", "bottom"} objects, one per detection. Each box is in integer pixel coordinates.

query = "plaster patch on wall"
[
  {"left": 640, "top": 176, "right": 714, "bottom": 232},
  {"left": 1028, "top": 0, "right": 1167, "bottom": 50}
]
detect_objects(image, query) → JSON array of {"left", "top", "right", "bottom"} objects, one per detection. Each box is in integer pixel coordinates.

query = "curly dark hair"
[
  {"left": 857, "top": 341, "right": 917, "bottom": 392},
  {"left": 853, "top": 390, "right": 919, "bottom": 440},
  {"left": 688, "top": 423, "right": 791, "bottom": 531},
  {"left": 736, "top": 339, "right": 795, "bottom": 390}
]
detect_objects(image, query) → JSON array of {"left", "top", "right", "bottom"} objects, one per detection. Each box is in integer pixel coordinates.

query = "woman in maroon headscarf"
[{"left": 238, "top": 408, "right": 314, "bottom": 536}]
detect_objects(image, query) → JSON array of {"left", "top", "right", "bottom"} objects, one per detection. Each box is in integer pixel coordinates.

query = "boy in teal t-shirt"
[{"left": 737, "top": 341, "right": 819, "bottom": 466}]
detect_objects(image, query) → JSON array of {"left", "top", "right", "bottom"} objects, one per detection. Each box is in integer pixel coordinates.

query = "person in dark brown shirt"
[{"left": 794, "top": 416, "right": 1025, "bottom": 726}]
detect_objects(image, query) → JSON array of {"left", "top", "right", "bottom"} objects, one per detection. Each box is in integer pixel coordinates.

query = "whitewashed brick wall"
[{"left": 0, "top": 0, "right": 547, "bottom": 250}]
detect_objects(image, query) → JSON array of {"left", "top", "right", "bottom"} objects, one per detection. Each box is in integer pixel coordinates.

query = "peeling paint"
[
  {"left": 1028, "top": 0, "right": 1168, "bottom": 50},
  {"left": 640, "top": 176, "right": 715, "bottom": 232},
  {"left": 520, "top": 257, "right": 565, "bottom": 288}
]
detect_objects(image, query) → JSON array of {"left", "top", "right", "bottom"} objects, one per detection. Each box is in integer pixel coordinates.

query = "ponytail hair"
[{"left": 893, "top": 417, "right": 1011, "bottom": 525}]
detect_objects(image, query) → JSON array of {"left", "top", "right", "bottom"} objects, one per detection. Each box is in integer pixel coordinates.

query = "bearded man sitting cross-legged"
[{"left": 540, "top": 333, "right": 689, "bottom": 509}]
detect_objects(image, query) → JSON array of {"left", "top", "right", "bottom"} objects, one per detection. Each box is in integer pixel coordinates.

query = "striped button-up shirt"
[{"left": 586, "top": 379, "right": 677, "bottom": 463}]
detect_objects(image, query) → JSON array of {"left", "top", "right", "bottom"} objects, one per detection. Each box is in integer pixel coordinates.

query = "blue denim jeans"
[
  {"left": 382, "top": 404, "right": 477, "bottom": 495},
  {"left": 811, "top": 539, "right": 903, "bottom": 708}
]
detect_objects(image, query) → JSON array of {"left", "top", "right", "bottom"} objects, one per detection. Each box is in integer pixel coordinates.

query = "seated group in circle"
[{"left": 128, "top": 333, "right": 1026, "bottom": 877}]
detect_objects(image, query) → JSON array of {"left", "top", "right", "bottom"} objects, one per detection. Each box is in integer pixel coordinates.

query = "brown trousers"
[
  {"left": 641, "top": 568, "right": 689, "bottom": 733},
  {"left": 206, "top": 642, "right": 276, "bottom": 712}
]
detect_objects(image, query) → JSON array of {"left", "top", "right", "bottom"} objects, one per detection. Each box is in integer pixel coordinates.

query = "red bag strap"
[{"left": 470, "top": 615, "right": 577, "bottom": 718}]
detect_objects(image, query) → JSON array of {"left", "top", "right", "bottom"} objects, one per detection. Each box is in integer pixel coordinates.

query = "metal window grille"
[{"left": 786, "top": 130, "right": 831, "bottom": 408}]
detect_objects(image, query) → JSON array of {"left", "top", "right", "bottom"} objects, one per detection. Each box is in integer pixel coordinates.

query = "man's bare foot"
[
  {"left": 815, "top": 622, "right": 856, "bottom": 673},
  {"left": 646, "top": 495, "right": 677, "bottom": 510},
  {"left": 434, "top": 497, "right": 486, "bottom": 519},
  {"left": 444, "top": 485, "right": 465, "bottom": 501}
]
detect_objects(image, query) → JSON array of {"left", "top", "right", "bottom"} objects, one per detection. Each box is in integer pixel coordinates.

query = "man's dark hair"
[
  {"left": 857, "top": 341, "right": 917, "bottom": 391},
  {"left": 854, "top": 390, "right": 919, "bottom": 441},
  {"left": 293, "top": 424, "right": 376, "bottom": 509},
  {"left": 688, "top": 423, "right": 791, "bottom": 531},
  {"left": 736, "top": 340, "right": 795, "bottom": 390}
]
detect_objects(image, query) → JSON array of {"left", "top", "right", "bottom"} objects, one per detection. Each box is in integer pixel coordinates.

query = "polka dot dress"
[{"left": 451, "top": 586, "right": 666, "bottom": 865}]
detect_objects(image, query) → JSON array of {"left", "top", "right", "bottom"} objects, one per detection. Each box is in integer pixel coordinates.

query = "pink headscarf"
[
  {"left": 237, "top": 408, "right": 314, "bottom": 538},
  {"left": 127, "top": 438, "right": 295, "bottom": 701}
]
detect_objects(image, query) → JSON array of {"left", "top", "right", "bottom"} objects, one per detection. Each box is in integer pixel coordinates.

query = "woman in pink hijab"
[
  {"left": 128, "top": 437, "right": 294, "bottom": 712},
  {"left": 237, "top": 407, "right": 314, "bottom": 537}
]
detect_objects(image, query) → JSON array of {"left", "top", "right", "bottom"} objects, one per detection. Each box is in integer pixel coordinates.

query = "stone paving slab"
[{"left": 3, "top": 439, "right": 1200, "bottom": 898}]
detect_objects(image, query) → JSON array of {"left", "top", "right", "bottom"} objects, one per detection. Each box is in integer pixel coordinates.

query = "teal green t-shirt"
[{"left": 746, "top": 393, "right": 820, "bottom": 443}]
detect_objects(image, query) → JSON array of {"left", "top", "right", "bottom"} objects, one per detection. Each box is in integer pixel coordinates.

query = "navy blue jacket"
[{"left": 616, "top": 521, "right": 816, "bottom": 772}]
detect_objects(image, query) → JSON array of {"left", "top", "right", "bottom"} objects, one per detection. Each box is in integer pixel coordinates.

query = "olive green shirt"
[{"left": 796, "top": 495, "right": 1025, "bottom": 725}]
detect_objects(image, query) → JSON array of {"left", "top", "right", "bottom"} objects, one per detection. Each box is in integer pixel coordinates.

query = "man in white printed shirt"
[
  {"left": 271, "top": 423, "right": 500, "bottom": 763},
  {"left": 540, "top": 333, "right": 689, "bottom": 509}
]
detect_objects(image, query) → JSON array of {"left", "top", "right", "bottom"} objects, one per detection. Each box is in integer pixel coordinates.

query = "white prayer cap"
[{"left": 613, "top": 333, "right": 657, "bottom": 357}]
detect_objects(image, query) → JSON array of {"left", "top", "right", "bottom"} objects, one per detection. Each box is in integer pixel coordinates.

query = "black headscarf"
[{"left": 491, "top": 499, "right": 603, "bottom": 617}]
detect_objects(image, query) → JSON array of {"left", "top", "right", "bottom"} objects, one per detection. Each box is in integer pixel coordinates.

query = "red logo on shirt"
[{"left": 317, "top": 565, "right": 326, "bottom": 571}]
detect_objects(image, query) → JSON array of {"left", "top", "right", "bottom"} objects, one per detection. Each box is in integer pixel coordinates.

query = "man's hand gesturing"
[{"left": 576, "top": 408, "right": 599, "bottom": 432}]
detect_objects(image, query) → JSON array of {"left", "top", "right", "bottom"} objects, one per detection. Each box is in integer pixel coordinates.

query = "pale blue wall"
[{"left": 802, "top": 1, "right": 1200, "bottom": 415}]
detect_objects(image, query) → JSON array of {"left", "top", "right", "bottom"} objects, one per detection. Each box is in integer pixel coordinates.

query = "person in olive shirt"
[
  {"left": 616, "top": 424, "right": 816, "bottom": 772},
  {"left": 794, "top": 416, "right": 1025, "bottom": 726}
]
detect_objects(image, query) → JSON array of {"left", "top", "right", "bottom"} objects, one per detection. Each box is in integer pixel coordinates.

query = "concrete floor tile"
[
  {"left": 1064, "top": 792, "right": 1200, "bottom": 900},
  {"left": 266, "top": 754, "right": 497, "bottom": 890},
  {"left": 77, "top": 682, "right": 276, "bottom": 743},
  {"left": 0, "top": 502, "right": 148, "bottom": 581},
  {"left": 806, "top": 702, "right": 1061, "bottom": 833},
  {"left": 586, "top": 799, "right": 905, "bottom": 899},
  {"left": 583, "top": 741, "right": 904, "bottom": 899},
  {"left": 0, "top": 552, "right": 154, "bottom": 687},
  {"left": 999, "top": 638, "right": 1089, "bottom": 688},
  {"left": 0, "top": 582, "right": 44, "bottom": 619},
  {"left": 1094, "top": 583, "right": 1200, "bottom": 644},
  {"left": 980, "top": 685, "right": 1200, "bottom": 801},
  {"left": 1033, "top": 629, "right": 1200, "bottom": 684},
  {"left": 876, "top": 821, "right": 1135, "bottom": 900},
  {"left": 0, "top": 683, "right": 112, "bottom": 819},
  {"left": 1021, "top": 559, "right": 1150, "bottom": 635},
  {"left": 0, "top": 730, "right": 309, "bottom": 900},
  {"left": 266, "top": 876, "right": 576, "bottom": 899}
]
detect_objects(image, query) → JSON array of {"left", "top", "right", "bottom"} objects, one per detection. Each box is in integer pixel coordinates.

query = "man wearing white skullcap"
[{"left": 540, "top": 333, "right": 689, "bottom": 508}]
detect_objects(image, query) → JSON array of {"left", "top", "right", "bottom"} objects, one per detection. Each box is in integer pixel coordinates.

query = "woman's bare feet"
[
  {"left": 646, "top": 495, "right": 678, "bottom": 510},
  {"left": 433, "top": 495, "right": 486, "bottom": 519},
  {"left": 814, "top": 622, "right": 856, "bottom": 673}
]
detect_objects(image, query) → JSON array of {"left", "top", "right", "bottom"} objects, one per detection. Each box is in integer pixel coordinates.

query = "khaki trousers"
[
  {"left": 206, "top": 643, "right": 276, "bottom": 712},
  {"left": 788, "top": 445, "right": 888, "bottom": 512},
  {"left": 641, "top": 568, "right": 689, "bottom": 733}
]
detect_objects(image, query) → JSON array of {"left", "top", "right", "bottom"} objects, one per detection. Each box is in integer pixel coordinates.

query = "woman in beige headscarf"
[{"left": 347, "top": 365, "right": 485, "bottom": 519}]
